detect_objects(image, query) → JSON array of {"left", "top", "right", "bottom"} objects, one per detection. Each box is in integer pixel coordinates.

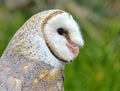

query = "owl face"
[{"left": 43, "top": 12, "right": 84, "bottom": 63}]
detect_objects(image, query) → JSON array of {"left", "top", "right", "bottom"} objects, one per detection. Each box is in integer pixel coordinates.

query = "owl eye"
[{"left": 57, "top": 28, "right": 64, "bottom": 35}]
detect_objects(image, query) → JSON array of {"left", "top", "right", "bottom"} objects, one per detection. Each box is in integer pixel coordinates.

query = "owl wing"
[
  {"left": 20, "top": 60, "right": 64, "bottom": 91},
  {"left": 0, "top": 59, "right": 64, "bottom": 91},
  {"left": 0, "top": 64, "right": 21, "bottom": 91}
]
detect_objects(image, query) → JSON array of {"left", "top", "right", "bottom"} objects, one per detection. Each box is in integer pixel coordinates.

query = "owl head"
[
  {"left": 2, "top": 9, "right": 84, "bottom": 65},
  {"left": 41, "top": 9, "right": 84, "bottom": 63}
]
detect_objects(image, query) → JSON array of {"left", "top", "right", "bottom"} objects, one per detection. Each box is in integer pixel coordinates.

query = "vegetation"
[{"left": 0, "top": 0, "right": 120, "bottom": 91}]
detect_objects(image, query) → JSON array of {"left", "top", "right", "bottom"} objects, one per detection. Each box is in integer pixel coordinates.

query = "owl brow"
[{"left": 41, "top": 10, "right": 64, "bottom": 31}]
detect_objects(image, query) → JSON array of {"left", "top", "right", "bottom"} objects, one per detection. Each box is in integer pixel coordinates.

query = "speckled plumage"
[{"left": 0, "top": 9, "right": 84, "bottom": 91}]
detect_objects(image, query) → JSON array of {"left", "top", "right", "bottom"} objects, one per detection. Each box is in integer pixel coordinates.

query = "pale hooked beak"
[{"left": 66, "top": 40, "right": 80, "bottom": 56}]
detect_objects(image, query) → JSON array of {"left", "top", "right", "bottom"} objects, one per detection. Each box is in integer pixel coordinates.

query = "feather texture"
[{"left": 0, "top": 9, "right": 84, "bottom": 91}]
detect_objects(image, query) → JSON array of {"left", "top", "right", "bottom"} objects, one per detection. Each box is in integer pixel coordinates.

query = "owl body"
[{"left": 0, "top": 9, "right": 84, "bottom": 91}]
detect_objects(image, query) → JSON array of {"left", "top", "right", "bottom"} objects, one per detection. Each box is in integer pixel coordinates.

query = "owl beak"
[{"left": 66, "top": 40, "right": 80, "bottom": 56}]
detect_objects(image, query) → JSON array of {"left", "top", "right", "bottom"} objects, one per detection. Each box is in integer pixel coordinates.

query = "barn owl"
[{"left": 0, "top": 9, "right": 84, "bottom": 91}]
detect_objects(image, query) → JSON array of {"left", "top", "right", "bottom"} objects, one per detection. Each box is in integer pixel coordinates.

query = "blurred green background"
[{"left": 0, "top": 0, "right": 120, "bottom": 91}]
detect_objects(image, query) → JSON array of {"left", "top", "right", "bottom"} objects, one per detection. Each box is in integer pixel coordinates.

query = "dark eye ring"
[{"left": 57, "top": 28, "right": 64, "bottom": 35}]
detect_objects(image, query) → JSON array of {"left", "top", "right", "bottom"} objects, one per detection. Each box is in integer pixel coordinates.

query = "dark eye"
[{"left": 57, "top": 28, "right": 64, "bottom": 35}]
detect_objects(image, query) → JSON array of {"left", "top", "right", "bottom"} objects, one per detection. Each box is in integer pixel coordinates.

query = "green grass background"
[{"left": 0, "top": 0, "right": 120, "bottom": 91}]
